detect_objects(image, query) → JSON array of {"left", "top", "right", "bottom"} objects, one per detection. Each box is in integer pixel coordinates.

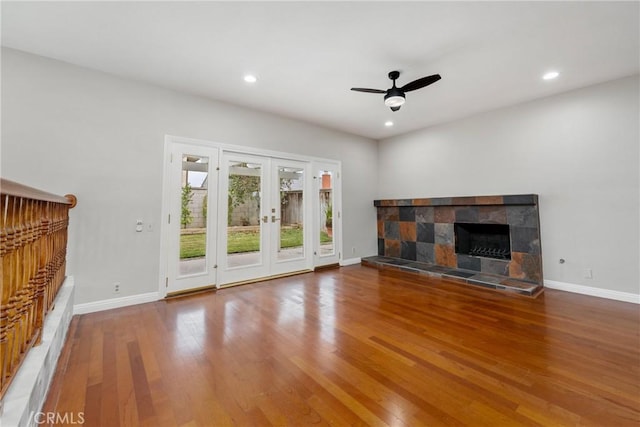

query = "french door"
[
  {"left": 217, "top": 152, "right": 312, "bottom": 286},
  {"left": 165, "top": 143, "right": 218, "bottom": 295},
  {"left": 162, "top": 137, "right": 341, "bottom": 296}
]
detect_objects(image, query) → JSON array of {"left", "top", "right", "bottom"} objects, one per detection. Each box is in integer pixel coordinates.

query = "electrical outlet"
[
  {"left": 113, "top": 282, "right": 121, "bottom": 294},
  {"left": 352, "top": 247, "right": 356, "bottom": 254},
  {"left": 585, "top": 268, "right": 593, "bottom": 279}
]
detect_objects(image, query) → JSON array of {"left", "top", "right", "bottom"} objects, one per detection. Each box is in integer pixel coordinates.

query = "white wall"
[
  {"left": 378, "top": 75, "right": 640, "bottom": 295},
  {"left": 1, "top": 48, "right": 378, "bottom": 305}
]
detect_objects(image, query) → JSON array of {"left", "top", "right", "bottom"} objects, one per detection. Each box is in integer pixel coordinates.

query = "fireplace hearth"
[{"left": 455, "top": 223, "right": 511, "bottom": 260}]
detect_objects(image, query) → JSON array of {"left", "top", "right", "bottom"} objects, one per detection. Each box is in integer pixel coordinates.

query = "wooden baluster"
[
  {"left": 5, "top": 196, "right": 20, "bottom": 388},
  {"left": 0, "top": 194, "right": 10, "bottom": 392},
  {"left": 25, "top": 198, "right": 38, "bottom": 347},
  {"left": 11, "top": 197, "right": 25, "bottom": 375},
  {"left": 3, "top": 195, "right": 18, "bottom": 392},
  {"left": 33, "top": 200, "right": 46, "bottom": 345}
]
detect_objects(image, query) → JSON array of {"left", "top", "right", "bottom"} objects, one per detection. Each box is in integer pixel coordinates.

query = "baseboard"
[
  {"left": 544, "top": 279, "right": 640, "bottom": 304},
  {"left": 74, "top": 292, "right": 159, "bottom": 315},
  {"left": 340, "top": 257, "right": 362, "bottom": 267}
]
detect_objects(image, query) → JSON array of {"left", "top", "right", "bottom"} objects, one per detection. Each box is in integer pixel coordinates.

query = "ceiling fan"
[{"left": 351, "top": 71, "right": 441, "bottom": 111}]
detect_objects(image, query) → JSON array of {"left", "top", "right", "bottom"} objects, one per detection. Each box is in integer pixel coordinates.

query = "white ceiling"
[{"left": 2, "top": 1, "right": 639, "bottom": 140}]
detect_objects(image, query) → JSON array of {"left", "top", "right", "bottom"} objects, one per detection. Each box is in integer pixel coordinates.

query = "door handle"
[{"left": 272, "top": 216, "right": 280, "bottom": 222}]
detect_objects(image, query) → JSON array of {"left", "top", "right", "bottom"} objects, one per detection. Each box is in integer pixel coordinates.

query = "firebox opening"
[{"left": 454, "top": 223, "right": 511, "bottom": 260}]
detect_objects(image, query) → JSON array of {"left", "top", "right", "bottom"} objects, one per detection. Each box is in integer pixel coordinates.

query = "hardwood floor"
[{"left": 42, "top": 265, "right": 639, "bottom": 426}]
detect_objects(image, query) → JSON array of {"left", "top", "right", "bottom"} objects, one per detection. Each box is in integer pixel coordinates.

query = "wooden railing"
[{"left": 0, "top": 179, "right": 76, "bottom": 399}]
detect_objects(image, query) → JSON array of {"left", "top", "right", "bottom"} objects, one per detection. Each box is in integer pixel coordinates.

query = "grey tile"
[
  {"left": 399, "top": 206, "right": 416, "bottom": 222},
  {"left": 397, "top": 199, "right": 413, "bottom": 206},
  {"left": 384, "top": 221, "right": 399, "bottom": 239},
  {"left": 415, "top": 206, "right": 434, "bottom": 223},
  {"left": 503, "top": 194, "right": 537, "bottom": 205},
  {"left": 417, "top": 223, "right": 434, "bottom": 243},
  {"left": 468, "top": 274, "right": 505, "bottom": 285},
  {"left": 406, "top": 262, "right": 433, "bottom": 271},
  {"left": 434, "top": 223, "right": 454, "bottom": 245},
  {"left": 431, "top": 197, "right": 452, "bottom": 206},
  {"left": 511, "top": 227, "right": 540, "bottom": 254},
  {"left": 506, "top": 206, "right": 538, "bottom": 228},
  {"left": 386, "top": 258, "right": 413, "bottom": 266},
  {"left": 425, "top": 265, "right": 452, "bottom": 274},
  {"left": 481, "top": 258, "right": 509, "bottom": 276},
  {"left": 455, "top": 207, "right": 479, "bottom": 223},
  {"left": 468, "top": 280, "right": 497, "bottom": 290},
  {"left": 457, "top": 255, "right": 481, "bottom": 271},
  {"left": 443, "top": 270, "right": 476, "bottom": 279},
  {"left": 416, "top": 242, "right": 435, "bottom": 263},
  {"left": 401, "top": 241, "right": 417, "bottom": 261},
  {"left": 378, "top": 238, "right": 385, "bottom": 256}
]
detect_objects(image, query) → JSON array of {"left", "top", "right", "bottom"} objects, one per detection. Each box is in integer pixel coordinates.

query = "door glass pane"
[
  {"left": 179, "top": 154, "right": 209, "bottom": 276},
  {"left": 319, "top": 170, "right": 334, "bottom": 256},
  {"left": 277, "top": 166, "right": 304, "bottom": 261},
  {"left": 228, "top": 161, "right": 262, "bottom": 268}
]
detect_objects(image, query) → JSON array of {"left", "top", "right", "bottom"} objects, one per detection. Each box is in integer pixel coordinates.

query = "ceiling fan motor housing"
[{"left": 384, "top": 87, "right": 406, "bottom": 109}]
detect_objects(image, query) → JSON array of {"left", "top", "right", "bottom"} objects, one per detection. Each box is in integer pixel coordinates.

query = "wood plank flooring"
[{"left": 42, "top": 265, "right": 639, "bottom": 426}]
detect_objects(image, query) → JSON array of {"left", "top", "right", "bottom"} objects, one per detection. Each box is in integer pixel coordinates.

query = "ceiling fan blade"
[
  {"left": 400, "top": 74, "right": 441, "bottom": 92},
  {"left": 351, "top": 87, "right": 386, "bottom": 94}
]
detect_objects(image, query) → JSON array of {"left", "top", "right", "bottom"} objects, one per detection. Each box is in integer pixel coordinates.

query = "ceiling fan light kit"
[{"left": 352, "top": 70, "right": 441, "bottom": 112}]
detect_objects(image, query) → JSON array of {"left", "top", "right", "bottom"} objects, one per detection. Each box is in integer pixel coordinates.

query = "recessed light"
[
  {"left": 384, "top": 121, "right": 394, "bottom": 127},
  {"left": 542, "top": 71, "right": 559, "bottom": 80},
  {"left": 244, "top": 74, "right": 257, "bottom": 83}
]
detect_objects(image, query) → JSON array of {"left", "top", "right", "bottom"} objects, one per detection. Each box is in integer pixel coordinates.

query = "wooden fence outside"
[{"left": 0, "top": 179, "right": 75, "bottom": 399}]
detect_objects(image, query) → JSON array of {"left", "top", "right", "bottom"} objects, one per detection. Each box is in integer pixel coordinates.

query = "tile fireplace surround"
[{"left": 363, "top": 195, "right": 544, "bottom": 297}]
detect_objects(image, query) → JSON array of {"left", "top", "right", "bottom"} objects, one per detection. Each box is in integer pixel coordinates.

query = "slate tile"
[
  {"left": 435, "top": 244, "right": 457, "bottom": 267},
  {"left": 455, "top": 207, "right": 479, "bottom": 223},
  {"left": 378, "top": 238, "right": 385, "bottom": 256},
  {"left": 509, "top": 252, "right": 542, "bottom": 284},
  {"left": 381, "top": 207, "right": 399, "bottom": 221},
  {"left": 412, "top": 198, "right": 432, "bottom": 206},
  {"left": 481, "top": 258, "right": 509, "bottom": 276},
  {"left": 416, "top": 223, "right": 435, "bottom": 243},
  {"left": 415, "top": 206, "right": 434, "bottom": 223},
  {"left": 511, "top": 227, "right": 540, "bottom": 254},
  {"left": 434, "top": 206, "right": 455, "bottom": 223},
  {"left": 399, "top": 206, "right": 416, "bottom": 222},
  {"left": 503, "top": 194, "right": 536, "bottom": 205},
  {"left": 444, "top": 270, "right": 476, "bottom": 279},
  {"left": 506, "top": 206, "right": 538, "bottom": 228},
  {"left": 401, "top": 241, "right": 417, "bottom": 261},
  {"left": 457, "top": 254, "right": 481, "bottom": 271},
  {"left": 400, "top": 222, "right": 416, "bottom": 241},
  {"left": 451, "top": 197, "right": 476, "bottom": 206},
  {"left": 416, "top": 242, "right": 435, "bottom": 263},
  {"left": 385, "top": 239, "right": 400, "bottom": 258},
  {"left": 474, "top": 195, "right": 504, "bottom": 205},
  {"left": 478, "top": 206, "right": 507, "bottom": 224},
  {"left": 384, "top": 221, "right": 400, "bottom": 240},
  {"left": 431, "top": 197, "right": 452, "bottom": 206},
  {"left": 434, "top": 223, "right": 454, "bottom": 245}
]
